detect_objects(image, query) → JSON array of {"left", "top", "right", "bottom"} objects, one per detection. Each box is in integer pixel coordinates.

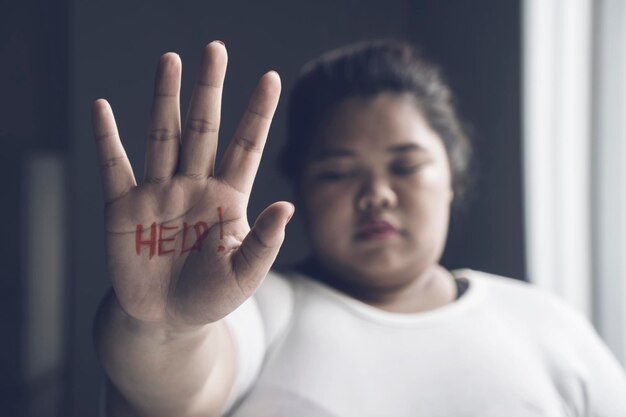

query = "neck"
[{"left": 296, "top": 260, "right": 458, "bottom": 314}]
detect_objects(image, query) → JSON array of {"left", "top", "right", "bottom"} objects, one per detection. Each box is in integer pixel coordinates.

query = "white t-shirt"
[{"left": 221, "top": 268, "right": 626, "bottom": 417}]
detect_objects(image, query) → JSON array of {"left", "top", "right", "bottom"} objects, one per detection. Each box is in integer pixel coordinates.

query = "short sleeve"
[
  {"left": 253, "top": 270, "right": 295, "bottom": 350},
  {"left": 220, "top": 270, "right": 295, "bottom": 415}
]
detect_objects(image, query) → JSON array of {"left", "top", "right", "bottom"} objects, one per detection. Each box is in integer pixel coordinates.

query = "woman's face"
[{"left": 300, "top": 92, "right": 454, "bottom": 293}]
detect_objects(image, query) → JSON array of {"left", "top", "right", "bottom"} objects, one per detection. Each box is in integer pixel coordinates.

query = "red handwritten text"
[{"left": 135, "top": 220, "right": 210, "bottom": 259}]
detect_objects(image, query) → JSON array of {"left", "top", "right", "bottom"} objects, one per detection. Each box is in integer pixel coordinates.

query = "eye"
[
  {"left": 315, "top": 170, "right": 358, "bottom": 182},
  {"left": 390, "top": 162, "right": 426, "bottom": 175}
]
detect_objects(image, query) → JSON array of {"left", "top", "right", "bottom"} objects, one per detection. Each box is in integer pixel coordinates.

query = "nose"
[{"left": 356, "top": 174, "right": 398, "bottom": 213}]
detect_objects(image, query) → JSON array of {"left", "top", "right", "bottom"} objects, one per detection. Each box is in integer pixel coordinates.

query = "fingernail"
[{"left": 214, "top": 40, "right": 225, "bottom": 46}]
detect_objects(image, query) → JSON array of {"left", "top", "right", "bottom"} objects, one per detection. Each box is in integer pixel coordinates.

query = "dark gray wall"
[
  {"left": 1, "top": 1, "right": 69, "bottom": 416},
  {"left": 410, "top": 1, "right": 526, "bottom": 278}
]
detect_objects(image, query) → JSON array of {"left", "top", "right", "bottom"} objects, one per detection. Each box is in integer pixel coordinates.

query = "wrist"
[{"left": 104, "top": 290, "right": 214, "bottom": 343}]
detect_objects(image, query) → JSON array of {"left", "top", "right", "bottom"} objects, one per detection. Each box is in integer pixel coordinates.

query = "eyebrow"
[
  {"left": 387, "top": 143, "right": 428, "bottom": 153},
  {"left": 310, "top": 148, "right": 356, "bottom": 162},
  {"left": 311, "top": 142, "right": 427, "bottom": 162}
]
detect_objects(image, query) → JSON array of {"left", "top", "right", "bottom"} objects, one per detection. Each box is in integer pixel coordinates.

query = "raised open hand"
[{"left": 92, "top": 41, "right": 293, "bottom": 327}]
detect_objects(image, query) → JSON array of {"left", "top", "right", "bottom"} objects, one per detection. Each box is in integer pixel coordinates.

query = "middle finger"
[
  {"left": 179, "top": 41, "right": 228, "bottom": 180},
  {"left": 144, "top": 52, "right": 182, "bottom": 184}
]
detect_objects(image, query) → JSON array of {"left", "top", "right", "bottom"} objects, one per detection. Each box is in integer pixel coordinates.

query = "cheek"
[
  {"left": 303, "top": 185, "right": 355, "bottom": 237},
  {"left": 398, "top": 170, "right": 452, "bottom": 221},
  {"left": 409, "top": 164, "right": 452, "bottom": 200},
  {"left": 421, "top": 158, "right": 452, "bottom": 184}
]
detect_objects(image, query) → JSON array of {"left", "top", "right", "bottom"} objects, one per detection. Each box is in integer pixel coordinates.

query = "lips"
[{"left": 354, "top": 219, "right": 399, "bottom": 241}]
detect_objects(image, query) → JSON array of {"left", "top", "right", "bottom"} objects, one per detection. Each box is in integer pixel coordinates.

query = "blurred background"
[{"left": 2, "top": 0, "right": 625, "bottom": 416}]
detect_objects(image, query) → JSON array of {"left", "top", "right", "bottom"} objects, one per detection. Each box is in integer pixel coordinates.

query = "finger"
[
  {"left": 233, "top": 201, "right": 294, "bottom": 293},
  {"left": 92, "top": 99, "right": 137, "bottom": 203},
  {"left": 179, "top": 41, "right": 227, "bottom": 180},
  {"left": 143, "top": 53, "right": 182, "bottom": 184},
  {"left": 218, "top": 71, "right": 281, "bottom": 195}
]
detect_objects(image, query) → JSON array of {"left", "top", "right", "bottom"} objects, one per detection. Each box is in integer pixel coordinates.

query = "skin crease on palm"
[{"left": 300, "top": 92, "right": 458, "bottom": 314}]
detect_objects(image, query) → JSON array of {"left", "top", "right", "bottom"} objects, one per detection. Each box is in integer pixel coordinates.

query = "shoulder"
[
  {"left": 464, "top": 269, "right": 608, "bottom": 370},
  {"left": 222, "top": 270, "right": 296, "bottom": 358},
  {"left": 463, "top": 270, "right": 626, "bottom": 410},
  {"left": 463, "top": 268, "right": 574, "bottom": 309},
  {"left": 462, "top": 268, "right": 591, "bottom": 333}
]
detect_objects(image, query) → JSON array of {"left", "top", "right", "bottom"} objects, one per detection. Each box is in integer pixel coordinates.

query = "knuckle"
[
  {"left": 95, "top": 131, "right": 118, "bottom": 143},
  {"left": 216, "top": 177, "right": 247, "bottom": 196},
  {"left": 186, "top": 118, "right": 218, "bottom": 135},
  {"left": 238, "top": 246, "right": 255, "bottom": 268},
  {"left": 250, "top": 228, "right": 272, "bottom": 250},
  {"left": 197, "top": 80, "right": 221, "bottom": 90},
  {"left": 233, "top": 135, "right": 262, "bottom": 154},
  {"left": 148, "top": 128, "right": 180, "bottom": 142},
  {"left": 145, "top": 175, "right": 171, "bottom": 184},
  {"left": 104, "top": 187, "right": 133, "bottom": 206},
  {"left": 246, "top": 106, "right": 271, "bottom": 121},
  {"left": 179, "top": 171, "right": 207, "bottom": 181},
  {"left": 101, "top": 155, "right": 127, "bottom": 170}
]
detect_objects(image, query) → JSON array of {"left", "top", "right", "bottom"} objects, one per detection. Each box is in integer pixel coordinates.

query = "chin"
[
  {"left": 354, "top": 246, "right": 440, "bottom": 283},
  {"left": 336, "top": 257, "right": 416, "bottom": 290},
  {"left": 312, "top": 240, "right": 434, "bottom": 285}
]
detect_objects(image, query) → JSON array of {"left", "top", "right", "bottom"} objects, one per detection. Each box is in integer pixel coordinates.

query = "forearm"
[{"left": 93, "top": 289, "right": 236, "bottom": 417}]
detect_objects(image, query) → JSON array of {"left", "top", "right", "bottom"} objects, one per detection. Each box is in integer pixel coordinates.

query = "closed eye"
[
  {"left": 390, "top": 163, "right": 426, "bottom": 175},
  {"left": 315, "top": 170, "right": 358, "bottom": 181}
]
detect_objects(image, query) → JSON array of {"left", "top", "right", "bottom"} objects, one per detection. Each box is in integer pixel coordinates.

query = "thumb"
[{"left": 233, "top": 201, "right": 294, "bottom": 294}]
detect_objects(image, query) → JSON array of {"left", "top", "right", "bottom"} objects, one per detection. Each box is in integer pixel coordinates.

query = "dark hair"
[{"left": 279, "top": 39, "right": 475, "bottom": 211}]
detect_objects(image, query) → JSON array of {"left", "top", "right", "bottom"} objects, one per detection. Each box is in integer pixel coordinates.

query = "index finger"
[{"left": 217, "top": 71, "right": 281, "bottom": 195}]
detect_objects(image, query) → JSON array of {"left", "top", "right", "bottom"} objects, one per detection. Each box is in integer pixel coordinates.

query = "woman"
[{"left": 93, "top": 40, "right": 626, "bottom": 417}]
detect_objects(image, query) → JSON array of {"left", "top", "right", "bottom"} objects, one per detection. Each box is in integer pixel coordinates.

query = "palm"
[{"left": 93, "top": 42, "right": 292, "bottom": 326}]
